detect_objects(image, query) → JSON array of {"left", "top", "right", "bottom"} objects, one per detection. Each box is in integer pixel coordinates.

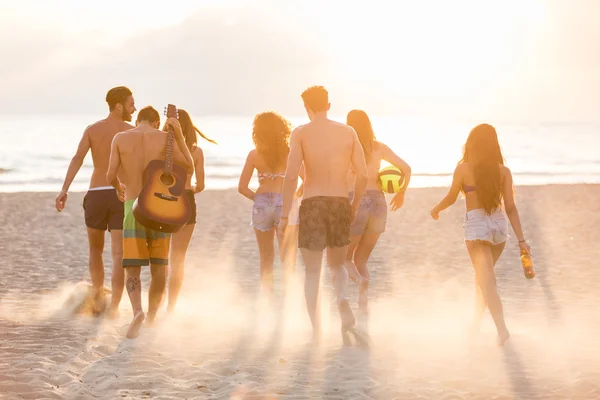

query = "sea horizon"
[{"left": 1, "top": 114, "right": 599, "bottom": 193}]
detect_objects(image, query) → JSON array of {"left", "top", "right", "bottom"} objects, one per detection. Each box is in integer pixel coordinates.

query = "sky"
[{"left": 1, "top": 0, "right": 599, "bottom": 122}]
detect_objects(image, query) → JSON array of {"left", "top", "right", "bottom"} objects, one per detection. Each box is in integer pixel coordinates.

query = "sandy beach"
[{"left": 1, "top": 185, "right": 599, "bottom": 399}]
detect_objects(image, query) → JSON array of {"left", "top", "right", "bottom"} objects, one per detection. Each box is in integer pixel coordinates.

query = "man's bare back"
[
  {"left": 106, "top": 106, "right": 193, "bottom": 339},
  {"left": 87, "top": 118, "right": 134, "bottom": 188},
  {"left": 280, "top": 86, "right": 368, "bottom": 345},
  {"left": 108, "top": 120, "right": 193, "bottom": 201},
  {"left": 55, "top": 86, "right": 136, "bottom": 318},
  {"left": 294, "top": 118, "right": 362, "bottom": 199},
  {"left": 282, "top": 116, "right": 367, "bottom": 224}
]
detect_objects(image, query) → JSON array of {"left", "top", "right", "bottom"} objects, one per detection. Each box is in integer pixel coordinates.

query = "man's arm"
[
  {"left": 350, "top": 128, "right": 368, "bottom": 214},
  {"left": 55, "top": 127, "right": 91, "bottom": 211},
  {"left": 166, "top": 118, "right": 194, "bottom": 174},
  {"left": 281, "top": 128, "right": 304, "bottom": 220},
  {"left": 106, "top": 134, "right": 124, "bottom": 200}
]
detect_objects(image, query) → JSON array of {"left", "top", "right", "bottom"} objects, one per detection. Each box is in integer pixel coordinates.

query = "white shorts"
[{"left": 463, "top": 208, "right": 509, "bottom": 245}]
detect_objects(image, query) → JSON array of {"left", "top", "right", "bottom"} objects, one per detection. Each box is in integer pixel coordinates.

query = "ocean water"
[{"left": 1, "top": 114, "right": 599, "bottom": 192}]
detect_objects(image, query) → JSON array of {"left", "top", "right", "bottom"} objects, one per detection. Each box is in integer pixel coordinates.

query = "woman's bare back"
[
  {"left": 460, "top": 162, "right": 510, "bottom": 211},
  {"left": 347, "top": 141, "right": 385, "bottom": 192},
  {"left": 253, "top": 150, "right": 287, "bottom": 194}
]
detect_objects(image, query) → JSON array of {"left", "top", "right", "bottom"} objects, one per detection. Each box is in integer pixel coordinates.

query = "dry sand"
[{"left": 1, "top": 185, "right": 599, "bottom": 399}]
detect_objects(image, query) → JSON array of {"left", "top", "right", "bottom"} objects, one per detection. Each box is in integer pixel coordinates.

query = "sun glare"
[{"left": 324, "top": 0, "right": 546, "bottom": 97}]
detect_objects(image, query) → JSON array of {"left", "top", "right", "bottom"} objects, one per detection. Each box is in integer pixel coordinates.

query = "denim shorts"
[
  {"left": 348, "top": 190, "right": 387, "bottom": 236},
  {"left": 463, "top": 208, "right": 509, "bottom": 245},
  {"left": 251, "top": 192, "right": 299, "bottom": 232}
]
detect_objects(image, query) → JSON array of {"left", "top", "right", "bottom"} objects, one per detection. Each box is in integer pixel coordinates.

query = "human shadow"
[
  {"left": 518, "top": 186, "right": 563, "bottom": 326},
  {"left": 502, "top": 341, "right": 537, "bottom": 400}
]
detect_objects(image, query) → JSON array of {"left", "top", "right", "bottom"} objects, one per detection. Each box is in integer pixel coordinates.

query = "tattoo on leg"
[{"left": 126, "top": 276, "right": 141, "bottom": 294}]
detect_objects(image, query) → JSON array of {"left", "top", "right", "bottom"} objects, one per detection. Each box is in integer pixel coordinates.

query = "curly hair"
[
  {"left": 459, "top": 123, "right": 505, "bottom": 215},
  {"left": 252, "top": 111, "right": 292, "bottom": 171}
]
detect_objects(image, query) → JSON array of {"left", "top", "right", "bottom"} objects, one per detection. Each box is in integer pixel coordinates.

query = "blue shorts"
[
  {"left": 348, "top": 190, "right": 387, "bottom": 236},
  {"left": 251, "top": 192, "right": 299, "bottom": 232}
]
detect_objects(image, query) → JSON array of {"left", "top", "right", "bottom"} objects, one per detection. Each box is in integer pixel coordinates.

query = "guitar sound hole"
[{"left": 160, "top": 173, "right": 175, "bottom": 187}]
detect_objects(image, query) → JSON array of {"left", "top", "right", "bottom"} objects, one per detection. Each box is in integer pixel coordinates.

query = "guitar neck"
[{"left": 165, "top": 126, "right": 175, "bottom": 174}]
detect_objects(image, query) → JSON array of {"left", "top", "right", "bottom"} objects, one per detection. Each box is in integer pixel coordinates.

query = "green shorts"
[{"left": 122, "top": 200, "right": 171, "bottom": 267}]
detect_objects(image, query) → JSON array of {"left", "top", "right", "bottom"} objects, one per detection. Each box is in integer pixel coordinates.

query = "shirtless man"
[
  {"left": 279, "top": 86, "right": 368, "bottom": 343},
  {"left": 56, "top": 86, "right": 136, "bottom": 317},
  {"left": 106, "top": 106, "right": 193, "bottom": 338}
]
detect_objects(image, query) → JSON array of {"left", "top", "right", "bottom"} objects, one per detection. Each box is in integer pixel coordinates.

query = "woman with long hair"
[
  {"left": 238, "top": 111, "right": 301, "bottom": 301},
  {"left": 166, "top": 109, "right": 217, "bottom": 313},
  {"left": 345, "top": 110, "right": 412, "bottom": 315},
  {"left": 430, "top": 123, "right": 530, "bottom": 345}
]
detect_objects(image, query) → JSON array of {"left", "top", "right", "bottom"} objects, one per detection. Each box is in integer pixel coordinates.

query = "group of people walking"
[{"left": 56, "top": 85, "right": 530, "bottom": 345}]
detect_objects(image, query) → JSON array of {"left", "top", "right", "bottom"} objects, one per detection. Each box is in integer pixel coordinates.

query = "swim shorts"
[
  {"left": 83, "top": 187, "right": 124, "bottom": 231},
  {"left": 122, "top": 199, "right": 171, "bottom": 267},
  {"left": 186, "top": 190, "right": 197, "bottom": 225},
  {"left": 298, "top": 196, "right": 351, "bottom": 250}
]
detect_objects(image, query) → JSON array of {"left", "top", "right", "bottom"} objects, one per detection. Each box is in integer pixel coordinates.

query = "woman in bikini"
[
  {"left": 238, "top": 111, "right": 301, "bottom": 301},
  {"left": 430, "top": 123, "right": 531, "bottom": 345},
  {"left": 344, "top": 110, "right": 412, "bottom": 315},
  {"left": 166, "top": 109, "right": 217, "bottom": 313}
]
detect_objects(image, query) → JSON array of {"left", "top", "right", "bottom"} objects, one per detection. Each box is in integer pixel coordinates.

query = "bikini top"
[
  {"left": 258, "top": 172, "right": 285, "bottom": 181},
  {"left": 463, "top": 184, "right": 477, "bottom": 193}
]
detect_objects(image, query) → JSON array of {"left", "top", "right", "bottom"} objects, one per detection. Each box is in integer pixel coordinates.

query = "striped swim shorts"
[{"left": 122, "top": 199, "right": 171, "bottom": 267}]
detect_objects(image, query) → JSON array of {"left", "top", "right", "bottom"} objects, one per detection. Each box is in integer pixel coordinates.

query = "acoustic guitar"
[{"left": 132, "top": 104, "right": 191, "bottom": 233}]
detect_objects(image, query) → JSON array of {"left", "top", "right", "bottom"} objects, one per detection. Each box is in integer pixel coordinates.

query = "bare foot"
[
  {"left": 145, "top": 311, "right": 158, "bottom": 327},
  {"left": 497, "top": 329, "right": 510, "bottom": 346},
  {"left": 126, "top": 312, "right": 145, "bottom": 339},
  {"left": 338, "top": 298, "right": 356, "bottom": 331},
  {"left": 342, "top": 327, "right": 352, "bottom": 346},
  {"left": 166, "top": 305, "right": 175, "bottom": 315},
  {"left": 91, "top": 289, "right": 107, "bottom": 316},
  {"left": 349, "top": 327, "right": 372, "bottom": 348},
  {"left": 106, "top": 307, "right": 120, "bottom": 320}
]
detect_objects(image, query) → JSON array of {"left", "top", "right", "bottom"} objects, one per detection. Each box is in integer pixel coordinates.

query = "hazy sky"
[{"left": 1, "top": 0, "right": 599, "bottom": 122}]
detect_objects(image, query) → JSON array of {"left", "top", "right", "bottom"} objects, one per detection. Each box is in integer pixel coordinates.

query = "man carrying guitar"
[{"left": 106, "top": 106, "right": 193, "bottom": 338}]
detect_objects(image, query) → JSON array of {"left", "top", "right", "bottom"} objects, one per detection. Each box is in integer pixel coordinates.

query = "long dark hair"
[
  {"left": 252, "top": 111, "right": 292, "bottom": 171},
  {"left": 177, "top": 109, "right": 217, "bottom": 151},
  {"left": 346, "top": 109, "right": 376, "bottom": 162},
  {"left": 460, "top": 123, "right": 505, "bottom": 214}
]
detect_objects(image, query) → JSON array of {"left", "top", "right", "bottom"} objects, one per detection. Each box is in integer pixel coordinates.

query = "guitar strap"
[{"left": 140, "top": 128, "right": 147, "bottom": 185}]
